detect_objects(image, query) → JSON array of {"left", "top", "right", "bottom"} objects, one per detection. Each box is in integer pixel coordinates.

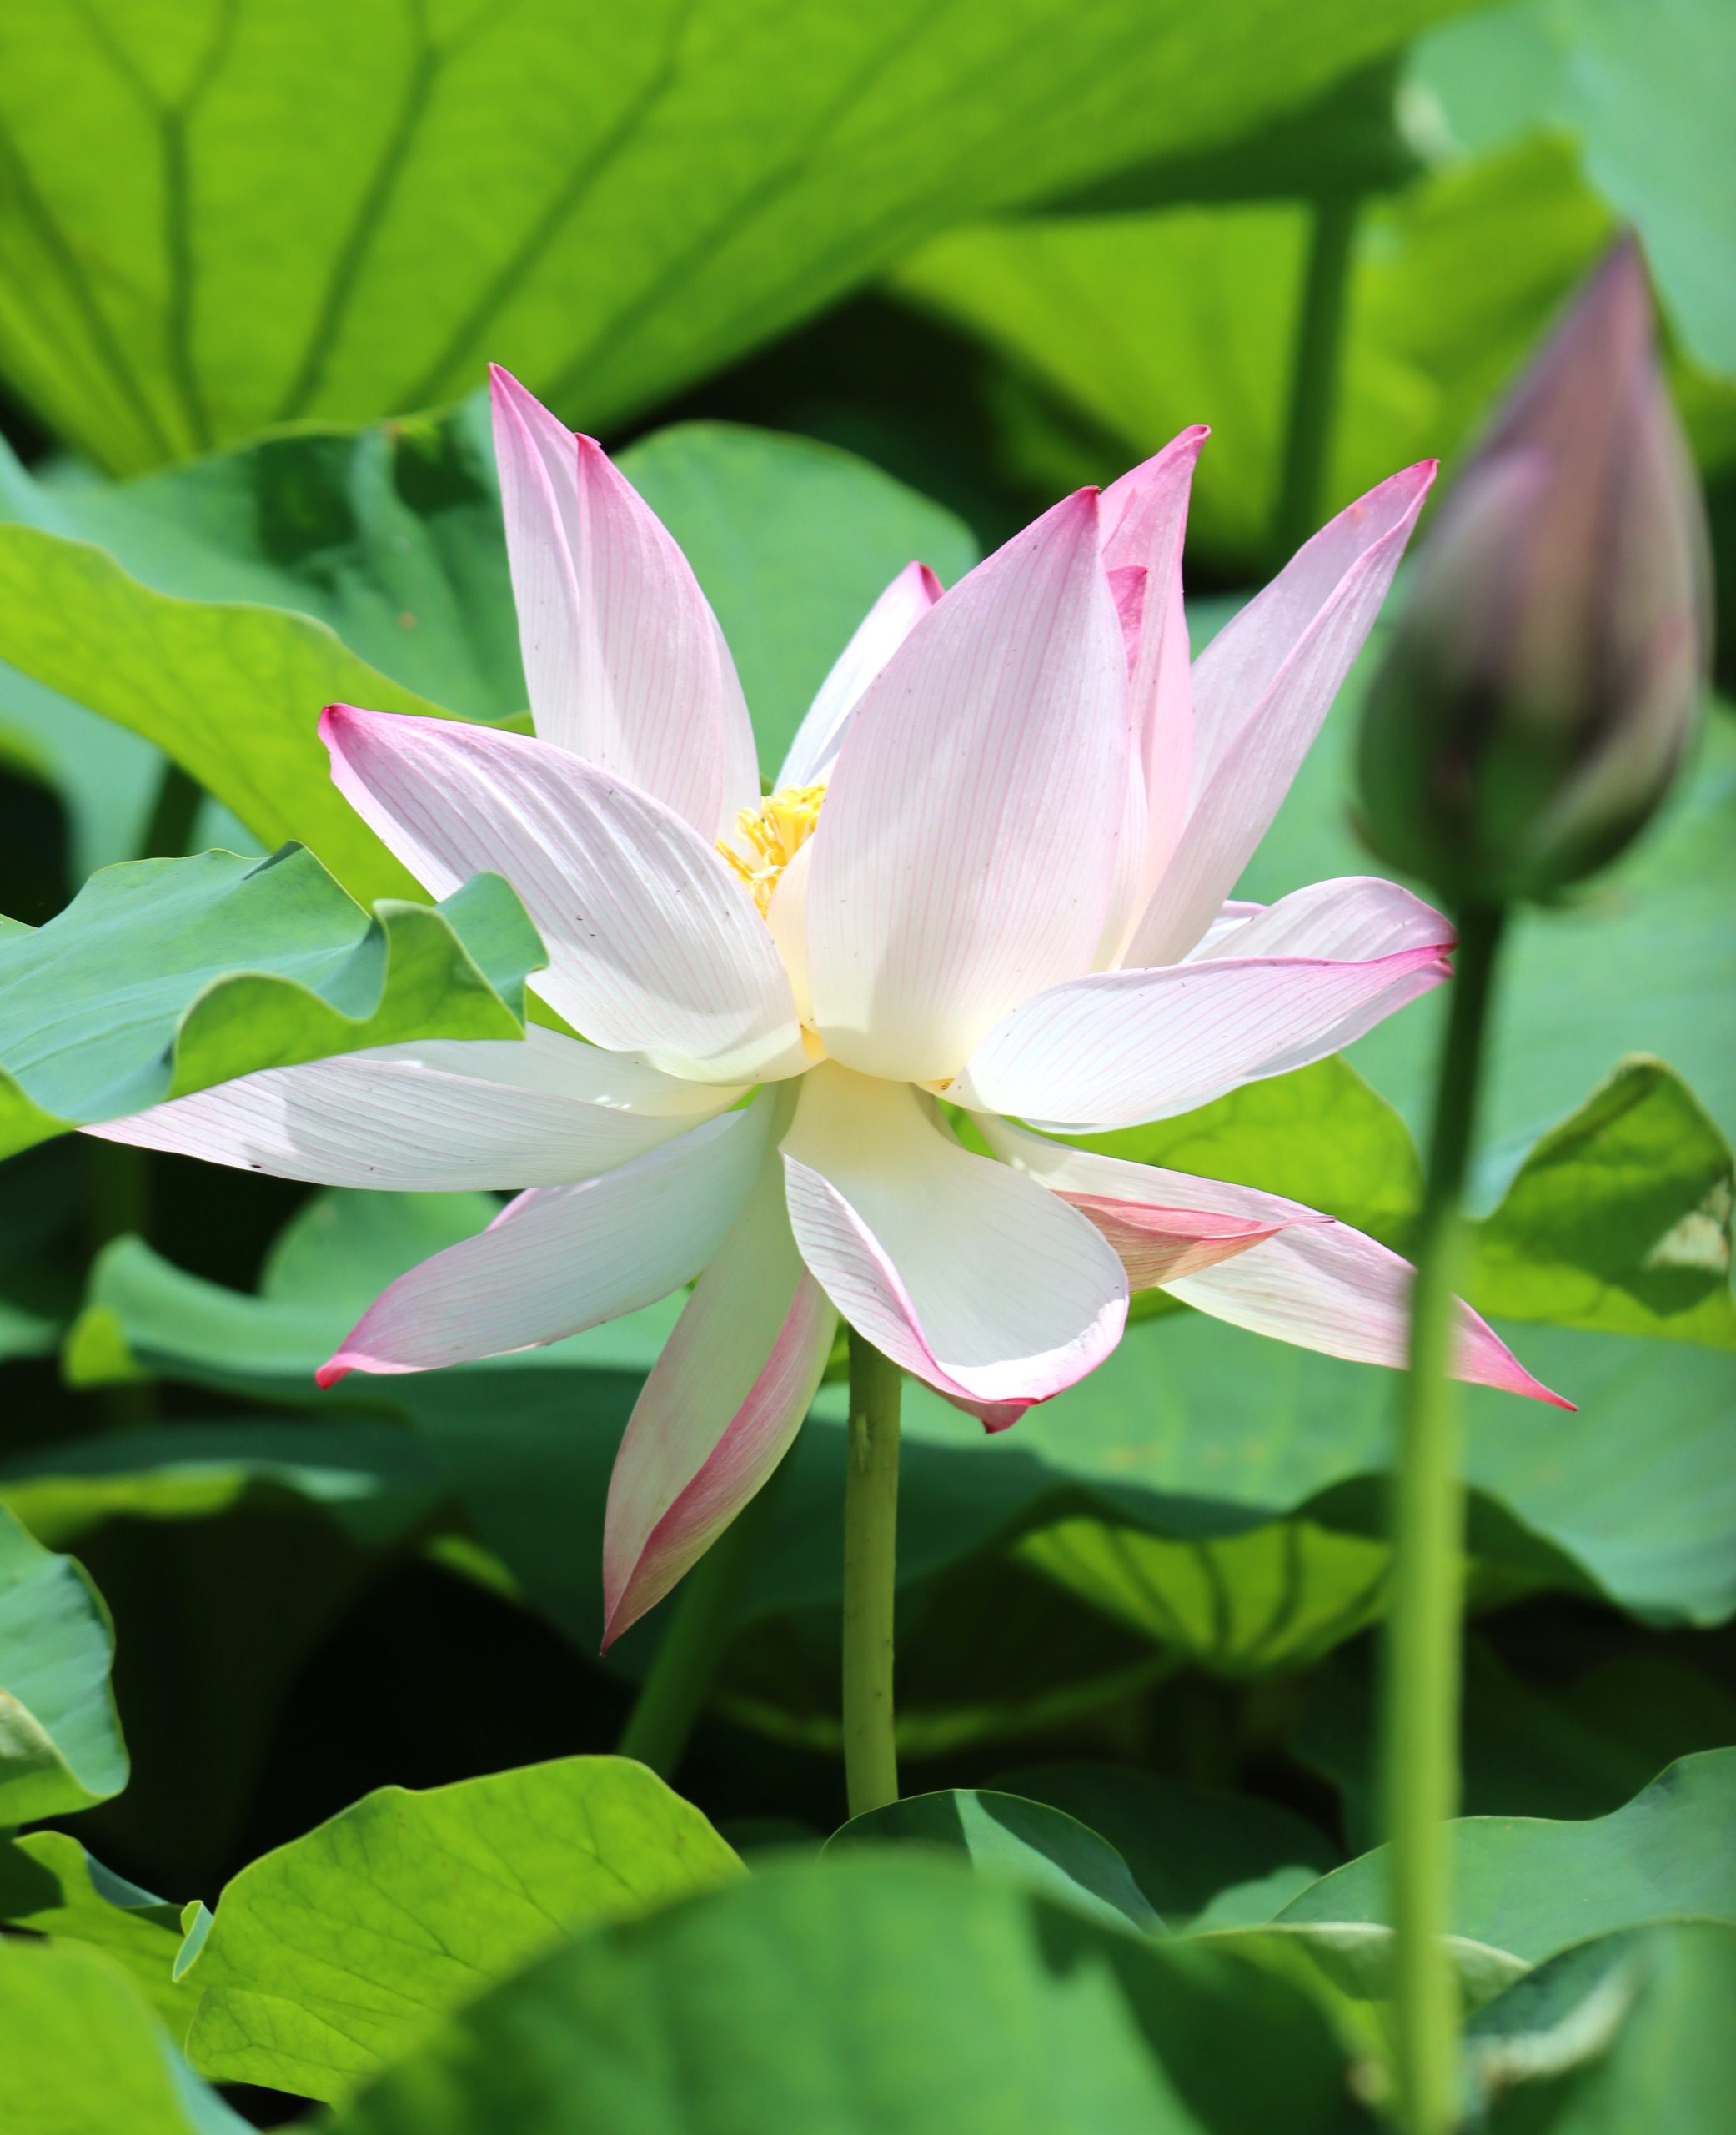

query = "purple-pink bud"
[{"left": 1357, "top": 236, "right": 1712, "bottom": 906}]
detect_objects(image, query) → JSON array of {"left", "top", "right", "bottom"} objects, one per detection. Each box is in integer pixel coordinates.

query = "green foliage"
[
  {"left": 826, "top": 1786, "right": 1162, "bottom": 1932},
  {"left": 1414, "top": 0, "right": 1736, "bottom": 376},
  {"left": 0, "top": 1421, "right": 444, "bottom": 1552},
  {"left": 1279, "top": 1750, "right": 1736, "bottom": 1962},
  {"left": 0, "top": 0, "right": 1473, "bottom": 474},
  {"left": 0, "top": 845, "right": 539, "bottom": 1157},
  {"left": 329, "top": 1853, "right": 1376, "bottom": 2135},
  {"left": 0, "top": 1832, "right": 189, "bottom": 2038},
  {"left": 1468, "top": 1057, "right": 1736, "bottom": 1347},
  {"left": 895, "top": 135, "right": 1615, "bottom": 565},
  {"left": 993, "top": 1765, "right": 1340, "bottom": 1930},
  {"left": 1471, "top": 1919, "right": 1736, "bottom": 2132},
  {"left": 182, "top": 1756, "right": 744, "bottom": 2102},
  {"left": 0, "top": 1504, "right": 126, "bottom": 1824},
  {"left": 0, "top": 1938, "right": 245, "bottom": 2135}
]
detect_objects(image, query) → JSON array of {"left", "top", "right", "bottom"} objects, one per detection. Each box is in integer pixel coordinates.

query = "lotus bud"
[{"left": 1357, "top": 235, "right": 1712, "bottom": 906}]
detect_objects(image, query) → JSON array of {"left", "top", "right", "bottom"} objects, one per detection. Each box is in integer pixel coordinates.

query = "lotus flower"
[{"left": 96, "top": 369, "right": 1563, "bottom": 1644}]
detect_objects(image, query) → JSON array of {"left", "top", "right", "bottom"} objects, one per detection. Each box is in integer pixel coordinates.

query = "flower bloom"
[{"left": 96, "top": 369, "right": 1564, "bottom": 1643}]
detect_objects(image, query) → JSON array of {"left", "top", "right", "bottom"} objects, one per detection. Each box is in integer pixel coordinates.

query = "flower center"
[{"left": 720, "top": 783, "right": 826, "bottom": 913}]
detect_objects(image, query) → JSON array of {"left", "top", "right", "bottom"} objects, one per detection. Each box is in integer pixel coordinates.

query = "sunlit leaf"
[
  {"left": 0, "top": 1504, "right": 126, "bottom": 1823},
  {"left": 0, "top": 1832, "right": 190, "bottom": 2038},
  {"left": 0, "top": 0, "right": 1477, "bottom": 474},
  {"left": 0, "top": 1938, "right": 246, "bottom": 2135},
  {"left": 183, "top": 1756, "right": 744, "bottom": 2103}
]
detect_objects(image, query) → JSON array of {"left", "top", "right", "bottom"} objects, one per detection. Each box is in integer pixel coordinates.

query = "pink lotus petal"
[
  {"left": 489, "top": 368, "right": 758, "bottom": 838},
  {"left": 776, "top": 560, "right": 943, "bottom": 791},
  {"left": 1102, "top": 427, "right": 1206, "bottom": 912},
  {"left": 986, "top": 1120, "right": 1570, "bottom": 1406},
  {"left": 90, "top": 1028, "right": 740, "bottom": 1190},
  {"left": 779, "top": 1062, "right": 1126, "bottom": 1421},
  {"left": 1182, "top": 876, "right": 1453, "bottom": 963},
  {"left": 320, "top": 705, "right": 805, "bottom": 1083},
  {"left": 1126, "top": 463, "right": 1436, "bottom": 967},
  {"left": 1059, "top": 1193, "right": 1286, "bottom": 1289},
  {"left": 952, "top": 942, "right": 1452, "bottom": 1133},
  {"left": 807, "top": 490, "right": 1131, "bottom": 1084},
  {"left": 601, "top": 1155, "right": 836, "bottom": 1648},
  {"left": 317, "top": 1098, "right": 774, "bottom": 1384}
]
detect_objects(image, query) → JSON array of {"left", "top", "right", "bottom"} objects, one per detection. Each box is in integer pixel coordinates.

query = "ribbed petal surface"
[
  {"left": 489, "top": 367, "right": 758, "bottom": 837},
  {"left": 780, "top": 1062, "right": 1126, "bottom": 1428},
  {"left": 91, "top": 1027, "right": 741, "bottom": 1190},
  {"left": 806, "top": 490, "right": 1130, "bottom": 1083},
  {"left": 318, "top": 1096, "right": 775, "bottom": 1383},
  {"left": 321, "top": 705, "right": 805, "bottom": 1083},
  {"left": 601, "top": 1149, "right": 835, "bottom": 1648}
]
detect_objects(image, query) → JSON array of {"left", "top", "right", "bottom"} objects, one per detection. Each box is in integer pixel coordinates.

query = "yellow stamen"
[{"left": 720, "top": 783, "right": 826, "bottom": 914}]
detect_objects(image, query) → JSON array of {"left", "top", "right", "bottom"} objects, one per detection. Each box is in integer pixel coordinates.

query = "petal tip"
[{"left": 314, "top": 1354, "right": 353, "bottom": 1389}]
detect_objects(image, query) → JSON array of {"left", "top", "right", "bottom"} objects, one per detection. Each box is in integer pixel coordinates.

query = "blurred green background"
[{"left": 0, "top": 8, "right": 1732, "bottom": 2124}]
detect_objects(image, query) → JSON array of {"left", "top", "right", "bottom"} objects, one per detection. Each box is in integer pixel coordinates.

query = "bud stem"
[
  {"left": 1383, "top": 902, "right": 1506, "bottom": 2135},
  {"left": 842, "top": 1329, "right": 902, "bottom": 1817},
  {"left": 1275, "top": 192, "right": 1360, "bottom": 560}
]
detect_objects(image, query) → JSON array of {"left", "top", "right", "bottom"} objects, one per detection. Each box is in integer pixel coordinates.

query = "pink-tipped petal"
[
  {"left": 1102, "top": 428, "right": 1206, "bottom": 912},
  {"left": 1126, "top": 463, "right": 1436, "bottom": 967},
  {"left": 89, "top": 1028, "right": 740, "bottom": 1189},
  {"left": 489, "top": 368, "right": 758, "bottom": 837},
  {"left": 319, "top": 705, "right": 805, "bottom": 1083},
  {"left": 806, "top": 490, "right": 1131, "bottom": 1084},
  {"left": 779, "top": 1062, "right": 1126, "bottom": 1420},
  {"left": 1059, "top": 1194, "right": 1287, "bottom": 1289},
  {"left": 985, "top": 1120, "right": 1569, "bottom": 1405},
  {"left": 952, "top": 932, "right": 1452, "bottom": 1134},
  {"left": 601, "top": 1154, "right": 835, "bottom": 1648},
  {"left": 1182, "top": 876, "right": 1453, "bottom": 962},
  {"left": 317, "top": 1098, "right": 773, "bottom": 1384},
  {"left": 776, "top": 560, "right": 943, "bottom": 791}
]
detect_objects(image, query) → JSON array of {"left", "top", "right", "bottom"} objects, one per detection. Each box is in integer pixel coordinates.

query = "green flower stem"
[
  {"left": 1274, "top": 191, "right": 1360, "bottom": 559},
  {"left": 1384, "top": 902, "right": 1507, "bottom": 2135},
  {"left": 842, "top": 1329, "right": 902, "bottom": 1817},
  {"left": 616, "top": 1455, "right": 790, "bottom": 1779}
]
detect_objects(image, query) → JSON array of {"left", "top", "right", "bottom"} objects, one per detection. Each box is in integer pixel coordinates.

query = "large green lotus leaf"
[
  {"left": 895, "top": 134, "right": 1614, "bottom": 565},
  {"left": 328, "top": 1851, "right": 1374, "bottom": 2135},
  {"left": 0, "top": 1937, "right": 247, "bottom": 2135},
  {"left": 0, "top": 526, "right": 452, "bottom": 901},
  {"left": 1279, "top": 1750, "right": 1736, "bottom": 1964},
  {"left": 1297, "top": 1634, "right": 1736, "bottom": 1847},
  {"left": 0, "top": 1420, "right": 445, "bottom": 1552},
  {"left": 0, "top": 414, "right": 976, "bottom": 894},
  {"left": 183, "top": 1756, "right": 744, "bottom": 2104},
  {"left": 0, "top": 1831, "right": 189, "bottom": 2040},
  {"left": 1465, "top": 1057, "right": 1736, "bottom": 1349},
  {"left": 1413, "top": 0, "right": 1736, "bottom": 376},
  {"left": 0, "top": 844, "right": 539, "bottom": 1157},
  {"left": 1245, "top": 686, "right": 1736, "bottom": 1163},
  {"left": 0, "top": 1504, "right": 126, "bottom": 1825},
  {"left": 0, "top": 0, "right": 1480, "bottom": 475},
  {"left": 1193, "top": 1922, "right": 1527, "bottom": 2070},
  {"left": 1471, "top": 1919, "right": 1736, "bottom": 2132},
  {"left": 993, "top": 1764, "right": 1340, "bottom": 1931},
  {"left": 826, "top": 1787, "right": 1162, "bottom": 1932}
]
